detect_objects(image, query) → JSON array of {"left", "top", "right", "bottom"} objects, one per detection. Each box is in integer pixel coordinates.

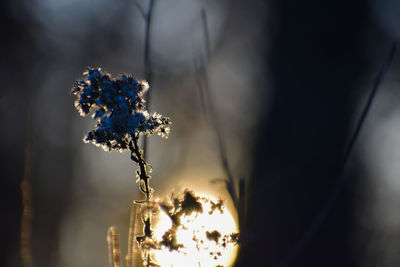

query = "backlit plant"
[
  {"left": 71, "top": 66, "right": 170, "bottom": 200},
  {"left": 71, "top": 67, "right": 239, "bottom": 267}
]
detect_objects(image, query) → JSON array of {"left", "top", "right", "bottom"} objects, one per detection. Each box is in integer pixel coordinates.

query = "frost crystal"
[{"left": 71, "top": 67, "right": 171, "bottom": 151}]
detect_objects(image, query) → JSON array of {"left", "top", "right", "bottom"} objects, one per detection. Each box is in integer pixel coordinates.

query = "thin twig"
[
  {"left": 130, "top": 4, "right": 156, "bottom": 265},
  {"left": 133, "top": 0, "right": 146, "bottom": 19},
  {"left": 277, "top": 42, "right": 398, "bottom": 267},
  {"left": 237, "top": 177, "right": 246, "bottom": 232},
  {"left": 198, "top": 8, "right": 237, "bottom": 205},
  {"left": 193, "top": 56, "right": 210, "bottom": 120},
  {"left": 201, "top": 9, "right": 211, "bottom": 59},
  {"left": 132, "top": 0, "right": 156, "bottom": 159},
  {"left": 142, "top": 0, "right": 156, "bottom": 160},
  {"left": 126, "top": 202, "right": 146, "bottom": 267},
  {"left": 107, "top": 226, "right": 122, "bottom": 267},
  {"left": 126, "top": 202, "right": 136, "bottom": 267},
  {"left": 20, "top": 108, "right": 34, "bottom": 267},
  {"left": 130, "top": 135, "right": 152, "bottom": 201}
]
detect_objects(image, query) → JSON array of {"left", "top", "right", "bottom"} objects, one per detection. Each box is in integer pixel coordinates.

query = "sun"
[{"left": 150, "top": 192, "right": 239, "bottom": 267}]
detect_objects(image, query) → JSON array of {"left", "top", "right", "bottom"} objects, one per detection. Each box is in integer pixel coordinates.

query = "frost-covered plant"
[
  {"left": 71, "top": 67, "right": 239, "bottom": 266},
  {"left": 71, "top": 67, "right": 171, "bottom": 200}
]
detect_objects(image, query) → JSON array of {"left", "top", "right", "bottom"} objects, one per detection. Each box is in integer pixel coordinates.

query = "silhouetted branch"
[
  {"left": 277, "top": 41, "right": 398, "bottom": 267},
  {"left": 201, "top": 9, "right": 211, "bottom": 59},
  {"left": 143, "top": 0, "right": 155, "bottom": 105},
  {"left": 195, "top": 8, "right": 237, "bottom": 205},
  {"left": 130, "top": 135, "right": 152, "bottom": 201},
  {"left": 133, "top": 0, "right": 156, "bottom": 159},
  {"left": 142, "top": 0, "right": 156, "bottom": 160},
  {"left": 133, "top": 0, "right": 146, "bottom": 19},
  {"left": 20, "top": 107, "right": 34, "bottom": 267}
]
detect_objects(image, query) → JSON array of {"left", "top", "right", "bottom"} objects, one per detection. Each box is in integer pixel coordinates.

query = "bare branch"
[
  {"left": 20, "top": 109, "right": 34, "bottom": 267},
  {"left": 196, "top": 8, "right": 238, "bottom": 205},
  {"left": 133, "top": 0, "right": 146, "bottom": 19},
  {"left": 142, "top": 0, "right": 156, "bottom": 160}
]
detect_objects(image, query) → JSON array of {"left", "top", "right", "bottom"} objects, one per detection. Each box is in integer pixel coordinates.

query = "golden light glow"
[{"left": 152, "top": 194, "right": 239, "bottom": 267}]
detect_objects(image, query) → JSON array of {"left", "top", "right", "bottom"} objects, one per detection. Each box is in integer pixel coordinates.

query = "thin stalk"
[
  {"left": 107, "top": 226, "right": 122, "bottom": 267},
  {"left": 142, "top": 0, "right": 156, "bottom": 160},
  {"left": 20, "top": 110, "right": 34, "bottom": 267},
  {"left": 130, "top": 4, "right": 156, "bottom": 265},
  {"left": 198, "top": 8, "right": 237, "bottom": 205},
  {"left": 126, "top": 202, "right": 136, "bottom": 267},
  {"left": 277, "top": 42, "right": 398, "bottom": 267},
  {"left": 133, "top": 0, "right": 146, "bottom": 19},
  {"left": 131, "top": 135, "right": 151, "bottom": 201},
  {"left": 126, "top": 202, "right": 146, "bottom": 267}
]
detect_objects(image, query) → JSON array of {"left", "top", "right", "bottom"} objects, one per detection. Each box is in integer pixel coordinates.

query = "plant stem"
[
  {"left": 20, "top": 109, "right": 34, "bottom": 267},
  {"left": 142, "top": 0, "right": 156, "bottom": 161},
  {"left": 107, "top": 226, "right": 121, "bottom": 267},
  {"left": 131, "top": 135, "right": 151, "bottom": 200},
  {"left": 198, "top": 8, "right": 237, "bottom": 205}
]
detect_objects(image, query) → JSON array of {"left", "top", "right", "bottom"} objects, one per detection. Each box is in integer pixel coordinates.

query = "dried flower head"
[{"left": 71, "top": 67, "right": 171, "bottom": 151}]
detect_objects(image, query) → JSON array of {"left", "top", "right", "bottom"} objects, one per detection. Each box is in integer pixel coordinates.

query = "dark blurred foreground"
[{"left": 1, "top": 0, "right": 400, "bottom": 267}]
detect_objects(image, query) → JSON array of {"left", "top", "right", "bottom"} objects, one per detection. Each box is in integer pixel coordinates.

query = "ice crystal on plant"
[{"left": 71, "top": 67, "right": 171, "bottom": 151}]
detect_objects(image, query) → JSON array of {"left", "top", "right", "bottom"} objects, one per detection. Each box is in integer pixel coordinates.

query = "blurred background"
[{"left": 1, "top": 0, "right": 400, "bottom": 266}]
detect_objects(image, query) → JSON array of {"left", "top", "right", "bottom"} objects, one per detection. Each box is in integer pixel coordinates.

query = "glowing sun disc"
[{"left": 152, "top": 194, "right": 239, "bottom": 267}]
